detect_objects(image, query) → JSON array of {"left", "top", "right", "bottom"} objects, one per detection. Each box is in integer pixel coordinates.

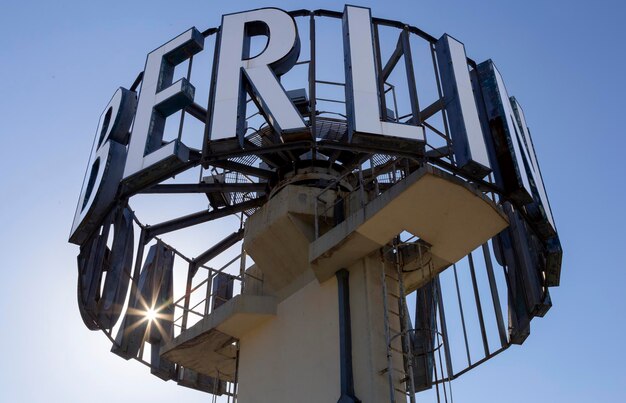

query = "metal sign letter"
[
  {"left": 477, "top": 61, "right": 533, "bottom": 204},
  {"left": 123, "top": 28, "right": 204, "bottom": 191},
  {"left": 436, "top": 35, "right": 491, "bottom": 178},
  {"left": 207, "top": 8, "right": 305, "bottom": 145},
  {"left": 342, "top": 5, "right": 425, "bottom": 142},
  {"left": 69, "top": 87, "right": 136, "bottom": 244}
]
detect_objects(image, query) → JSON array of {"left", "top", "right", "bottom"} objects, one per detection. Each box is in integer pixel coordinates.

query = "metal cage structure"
[{"left": 70, "top": 7, "right": 562, "bottom": 403}]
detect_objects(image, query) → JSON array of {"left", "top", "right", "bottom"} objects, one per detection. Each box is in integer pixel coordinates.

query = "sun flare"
[{"left": 145, "top": 308, "right": 157, "bottom": 322}]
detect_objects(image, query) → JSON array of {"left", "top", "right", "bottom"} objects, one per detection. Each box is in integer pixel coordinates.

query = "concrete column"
[{"left": 236, "top": 253, "right": 404, "bottom": 403}]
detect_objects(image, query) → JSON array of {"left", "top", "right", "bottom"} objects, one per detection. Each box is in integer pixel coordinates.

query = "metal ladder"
[{"left": 381, "top": 238, "right": 417, "bottom": 403}]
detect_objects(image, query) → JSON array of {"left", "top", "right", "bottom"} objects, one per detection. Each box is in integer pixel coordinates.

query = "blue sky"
[{"left": 1, "top": 0, "right": 624, "bottom": 401}]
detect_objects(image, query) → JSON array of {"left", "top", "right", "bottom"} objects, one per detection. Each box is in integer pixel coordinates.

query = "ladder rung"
[
  {"left": 387, "top": 291, "right": 402, "bottom": 299},
  {"left": 394, "top": 387, "right": 410, "bottom": 395},
  {"left": 389, "top": 347, "right": 413, "bottom": 359},
  {"left": 380, "top": 366, "right": 408, "bottom": 376},
  {"left": 385, "top": 273, "right": 400, "bottom": 281},
  {"left": 389, "top": 346, "right": 405, "bottom": 355}
]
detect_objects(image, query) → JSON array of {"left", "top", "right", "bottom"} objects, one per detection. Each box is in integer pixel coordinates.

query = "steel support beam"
[
  {"left": 146, "top": 197, "right": 264, "bottom": 239},
  {"left": 336, "top": 269, "right": 361, "bottom": 403}
]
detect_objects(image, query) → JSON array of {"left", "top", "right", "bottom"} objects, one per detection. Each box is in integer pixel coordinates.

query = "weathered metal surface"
[
  {"left": 69, "top": 88, "right": 136, "bottom": 245},
  {"left": 435, "top": 35, "right": 491, "bottom": 178},
  {"left": 76, "top": 206, "right": 133, "bottom": 330},
  {"left": 411, "top": 280, "right": 436, "bottom": 392},
  {"left": 112, "top": 241, "right": 175, "bottom": 380}
]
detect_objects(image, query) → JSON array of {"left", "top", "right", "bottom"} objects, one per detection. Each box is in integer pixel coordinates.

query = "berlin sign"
[{"left": 69, "top": 5, "right": 562, "bottom": 397}]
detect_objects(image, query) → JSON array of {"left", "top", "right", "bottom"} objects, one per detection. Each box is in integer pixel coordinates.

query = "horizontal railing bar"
[
  {"left": 316, "top": 97, "right": 346, "bottom": 104},
  {"left": 140, "top": 183, "right": 266, "bottom": 194},
  {"left": 316, "top": 79, "right": 345, "bottom": 86}
]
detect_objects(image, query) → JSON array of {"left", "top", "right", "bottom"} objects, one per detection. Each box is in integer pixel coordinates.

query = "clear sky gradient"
[{"left": 1, "top": 0, "right": 624, "bottom": 402}]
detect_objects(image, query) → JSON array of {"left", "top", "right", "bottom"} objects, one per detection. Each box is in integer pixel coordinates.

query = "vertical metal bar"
[
  {"left": 447, "top": 373, "right": 455, "bottom": 403},
  {"left": 370, "top": 157, "right": 380, "bottom": 195},
  {"left": 335, "top": 269, "right": 360, "bottom": 402},
  {"left": 435, "top": 328, "right": 448, "bottom": 402},
  {"left": 232, "top": 341, "right": 240, "bottom": 403},
  {"left": 401, "top": 29, "right": 421, "bottom": 125},
  {"left": 372, "top": 23, "right": 388, "bottom": 120},
  {"left": 391, "top": 85, "right": 400, "bottom": 123},
  {"left": 482, "top": 243, "right": 508, "bottom": 347},
  {"left": 434, "top": 275, "right": 454, "bottom": 379},
  {"left": 309, "top": 12, "right": 317, "bottom": 143},
  {"left": 204, "top": 271, "right": 214, "bottom": 316},
  {"left": 430, "top": 43, "right": 453, "bottom": 161},
  {"left": 358, "top": 163, "right": 366, "bottom": 207},
  {"left": 239, "top": 248, "right": 247, "bottom": 295},
  {"left": 177, "top": 55, "right": 194, "bottom": 143},
  {"left": 468, "top": 252, "right": 490, "bottom": 357},
  {"left": 431, "top": 322, "right": 442, "bottom": 403},
  {"left": 181, "top": 261, "right": 195, "bottom": 331},
  {"left": 314, "top": 195, "right": 319, "bottom": 239},
  {"left": 452, "top": 264, "right": 472, "bottom": 366}
]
